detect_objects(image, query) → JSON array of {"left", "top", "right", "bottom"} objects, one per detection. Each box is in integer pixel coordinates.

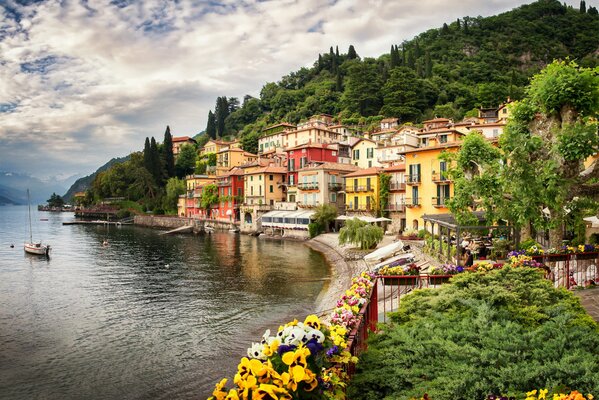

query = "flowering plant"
[
  {"left": 378, "top": 262, "right": 420, "bottom": 276},
  {"left": 524, "top": 389, "right": 594, "bottom": 400},
  {"left": 526, "top": 245, "right": 545, "bottom": 255},
  {"left": 429, "top": 264, "right": 464, "bottom": 275},
  {"left": 507, "top": 250, "right": 526, "bottom": 258},
  {"left": 476, "top": 262, "right": 503, "bottom": 272},
  {"left": 508, "top": 254, "right": 544, "bottom": 268},
  {"left": 208, "top": 272, "right": 376, "bottom": 400}
]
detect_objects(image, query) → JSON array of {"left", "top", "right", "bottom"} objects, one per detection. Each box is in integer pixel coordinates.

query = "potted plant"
[{"left": 428, "top": 264, "right": 464, "bottom": 285}]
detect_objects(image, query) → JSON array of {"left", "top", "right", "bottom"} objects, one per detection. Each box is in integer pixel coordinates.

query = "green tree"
[
  {"left": 390, "top": 45, "right": 400, "bottom": 68},
  {"left": 162, "top": 125, "right": 175, "bottom": 178},
  {"left": 500, "top": 60, "right": 599, "bottom": 246},
  {"left": 341, "top": 60, "right": 383, "bottom": 116},
  {"left": 309, "top": 204, "right": 338, "bottom": 237},
  {"left": 380, "top": 67, "right": 422, "bottom": 121},
  {"left": 149, "top": 137, "right": 163, "bottom": 185},
  {"left": 47, "top": 193, "right": 65, "bottom": 208},
  {"left": 378, "top": 173, "right": 391, "bottom": 217},
  {"left": 206, "top": 110, "right": 216, "bottom": 139},
  {"left": 347, "top": 44, "right": 358, "bottom": 60},
  {"left": 175, "top": 144, "right": 198, "bottom": 178},
  {"left": 339, "top": 218, "right": 384, "bottom": 250},
  {"left": 164, "top": 177, "right": 185, "bottom": 213},
  {"left": 215, "top": 96, "right": 229, "bottom": 137},
  {"left": 200, "top": 183, "right": 219, "bottom": 217}
]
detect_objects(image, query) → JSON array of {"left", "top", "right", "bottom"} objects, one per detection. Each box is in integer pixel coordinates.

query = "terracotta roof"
[
  {"left": 263, "top": 122, "right": 296, "bottom": 131},
  {"left": 246, "top": 165, "right": 287, "bottom": 174},
  {"left": 418, "top": 128, "right": 463, "bottom": 135},
  {"left": 173, "top": 136, "right": 196, "bottom": 142},
  {"left": 344, "top": 167, "right": 383, "bottom": 178},
  {"left": 286, "top": 142, "right": 336, "bottom": 151},
  {"left": 300, "top": 162, "right": 360, "bottom": 172},
  {"left": 423, "top": 118, "right": 451, "bottom": 123},
  {"left": 465, "top": 123, "right": 506, "bottom": 128},
  {"left": 222, "top": 167, "right": 245, "bottom": 176},
  {"left": 383, "top": 164, "right": 406, "bottom": 172},
  {"left": 350, "top": 138, "right": 378, "bottom": 147},
  {"left": 399, "top": 142, "right": 462, "bottom": 154},
  {"left": 381, "top": 118, "right": 399, "bottom": 123}
]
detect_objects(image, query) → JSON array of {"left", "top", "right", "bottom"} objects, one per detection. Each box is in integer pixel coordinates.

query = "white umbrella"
[
  {"left": 375, "top": 217, "right": 392, "bottom": 222},
  {"left": 335, "top": 215, "right": 349, "bottom": 220},
  {"left": 583, "top": 216, "right": 599, "bottom": 228}
]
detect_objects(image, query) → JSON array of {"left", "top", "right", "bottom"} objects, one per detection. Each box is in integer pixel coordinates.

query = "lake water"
[{"left": 0, "top": 205, "right": 330, "bottom": 399}]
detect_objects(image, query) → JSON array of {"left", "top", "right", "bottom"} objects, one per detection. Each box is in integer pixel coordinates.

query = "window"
[
  {"left": 251, "top": 186, "right": 254, "bottom": 195},
  {"left": 439, "top": 135, "right": 447, "bottom": 144},
  {"left": 366, "top": 177, "right": 371, "bottom": 191},
  {"left": 353, "top": 149, "right": 360, "bottom": 160},
  {"left": 368, "top": 161, "right": 372, "bottom": 168},
  {"left": 421, "top": 138, "right": 428, "bottom": 146},
  {"left": 367, "top": 148, "right": 374, "bottom": 158},
  {"left": 237, "top": 188, "right": 242, "bottom": 197},
  {"left": 259, "top": 186, "right": 262, "bottom": 195},
  {"left": 354, "top": 196, "right": 358, "bottom": 210},
  {"left": 354, "top": 178, "right": 358, "bottom": 191},
  {"left": 304, "top": 194, "right": 308, "bottom": 204},
  {"left": 259, "top": 175, "right": 262, "bottom": 181},
  {"left": 412, "top": 186, "right": 419, "bottom": 205},
  {"left": 251, "top": 176, "right": 253, "bottom": 181},
  {"left": 269, "top": 174, "right": 273, "bottom": 181},
  {"left": 270, "top": 185, "right": 273, "bottom": 193},
  {"left": 288, "top": 159, "right": 295, "bottom": 171},
  {"left": 331, "top": 193, "right": 337, "bottom": 203},
  {"left": 289, "top": 175, "right": 295, "bottom": 185},
  {"left": 332, "top": 151, "right": 336, "bottom": 156}
]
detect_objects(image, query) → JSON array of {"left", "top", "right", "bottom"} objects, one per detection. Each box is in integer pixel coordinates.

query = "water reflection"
[{"left": 0, "top": 206, "right": 330, "bottom": 399}]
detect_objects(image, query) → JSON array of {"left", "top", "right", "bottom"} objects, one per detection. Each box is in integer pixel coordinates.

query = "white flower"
[
  {"left": 306, "top": 328, "right": 325, "bottom": 344},
  {"left": 247, "top": 342, "right": 266, "bottom": 360},
  {"left": 284, "top": 326, "right": 307, "bottom": 346}
]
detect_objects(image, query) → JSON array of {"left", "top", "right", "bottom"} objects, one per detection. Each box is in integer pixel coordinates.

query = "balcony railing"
[
  {"left": 297, "top": 182, "right": 319, "bottom": 190},
  {"left": 431, "top": 173, "right": 450, "bottom": 183},
  {"left": 328, "top": 182, "right": 344, "bottom": 191},
  {"left": 349, "top": 204, "right": 372, "bottom": 211},
  {"left": 405, "top": 197, "right": 421, "bottom": 207},
  {"left": 216, "top": 179, "right": 231, "bottom": 187},
  {"left": 432, "top": 197, "right": 450, "bottom": 207},
  {"left": 297, "top": 201, "right": 320, "bottom": 208},
  {"left": 406, "top": 174, "right": 421, "bottom": 185},
  {"left": 385, "top": 203, "right": 406, "bottom": 212},
  {"left": 389, "top": 182, "right": 405, "bottom": 191}
]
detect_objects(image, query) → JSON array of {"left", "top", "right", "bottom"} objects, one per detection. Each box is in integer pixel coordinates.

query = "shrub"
[
  {"left": 348, "top": 267, "right": 599, "bottom": 399},
  {"left": 339, "top": 218, "right": 384, "bottom": 250}
]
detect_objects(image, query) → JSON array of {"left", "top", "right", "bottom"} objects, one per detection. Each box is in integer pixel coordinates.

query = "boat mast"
[{"left": 27, "top": 189, "right": 33, "bottom": 243}]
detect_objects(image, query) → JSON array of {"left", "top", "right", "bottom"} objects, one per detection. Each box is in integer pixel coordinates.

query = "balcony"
[
  {"left": 406, "top": 174, "right": 421, "bottom": 185},
  {"left": 298, "top": 201, "right": 320, "bottom": 208},
  {"left": 405, "top": 197, "right": 421, "bottom": 207},
  {"left": 385, "top": 203, "right": 406, "bottom": 212},
  {"left": 297, "top": 182, "right": 319, "bottom": 191},
  {"left": 432, "top": 173, "right": 450, "bottom": 183},
  {"left": 347, "top": 185, "right": 371, "bottom": 192},
  {"left": 217, "top": 179, "right": 231, "bottom": 187},
  {"left": 389, "top": 182, "right": 405, "bottom": 191},
  {"left": 432, "top": 197, "right": 450, "bottom": 208},
  {"left": 328, "top": 182, "right": 344, "bottom": 192}
]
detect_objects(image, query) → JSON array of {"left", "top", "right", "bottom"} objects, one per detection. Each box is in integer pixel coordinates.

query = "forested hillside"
[{"left": 202, "top": 0, "right": 598, "bottom": 154}]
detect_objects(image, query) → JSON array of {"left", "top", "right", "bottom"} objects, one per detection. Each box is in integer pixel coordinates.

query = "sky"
[{"left": 0, "top": 0, "right": 581, "bottom": 180}]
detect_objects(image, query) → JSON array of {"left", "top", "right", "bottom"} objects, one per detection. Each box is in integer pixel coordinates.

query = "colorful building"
[
  {"left": 259, "top": 123, "right": 296, "bottom": 155},
  {"left": 383, "top": 163, "right": 407, "bottom": 232},
  {"left": 172, "top": 136, "right": 197, "bottom": 157},
  {"left": 402, "top": 132, "right": 463, "bottom": 231},
  {"left": 216, "top": 147, "right": 258, "bottom": 176},
  {"left": 281, "top": 115, "right": 340, "bottom": 149},
  {"left": 244, "top": 164, "right": 287, "bottom": 207},
  {"left": 180, "top": 175, "right": 216, "bottom": 218},
  {"left": 351, "top": 138, "right": 382, "bottom": 169},
  {"left": 215, "top": 167, "right": 245, "bottom": 221},
  {"left": 344, "top": 167, "right": 383, "bottom": 215},
  {"left": 200, "top": 139, "right": 237, "bottom": 156},
  {"left": 286, "top": 143, "right": 339, "bottom": 203},
  {"left": 296, "top": 162, "right": 359, "bottom": 211}
]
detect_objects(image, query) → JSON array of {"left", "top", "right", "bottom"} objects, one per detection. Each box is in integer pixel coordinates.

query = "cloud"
[{"left": 0, "top": 0, "right": 578, "bottom": 178}]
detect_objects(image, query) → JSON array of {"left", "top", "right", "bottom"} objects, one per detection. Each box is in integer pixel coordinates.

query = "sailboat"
[{"left": 24, "top": 189, "right": 50, "bottom": 256}]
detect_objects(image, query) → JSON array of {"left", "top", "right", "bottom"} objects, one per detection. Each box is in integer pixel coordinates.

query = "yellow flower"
[
  {"left": 225, "top": 389, "right": 240, "bottom": 400},
  {"left": 303, "top": 314, "right": 321, "bottom": 330},
  {"left": 252, "top": 384, "right": 292, "bottom": 400},
  {"left": 539, "top": 389, "right": 549, "bottom": 400},
  {"left": 234, "top": 373, "right": 258, "bottom": 399},
  {"left": 212, "top": 378, "right": 228, "bottom": 400},
  {"left": 262, "top": 339, "right": 280, "bottom": 357}
]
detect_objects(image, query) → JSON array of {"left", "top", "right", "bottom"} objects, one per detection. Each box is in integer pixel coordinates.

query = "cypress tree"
[
  {"left": 149, "top": 137, "right": 162, "bottom": 184},
  {"left": 206, "top": 110, "right": 216, "bottom": 139},
  {"left": 401, "top": 44, "right": 406, "bottom": 66},
  {"left": 335, "top": 70, "right": 343, "bottom": 92},
  {"left": 162, "top": 125, "right": 175, "bottom": 178},
  {"left": 580, "top": 0, "right": 586, "bottom": 13},
  {"left": 456, "top": 18, "right": 461, "bottom": 30},
  {"left": 424, "top": 52, "right": 432, "bottom": 78},
  {"left": 407, "top": 49, "right": 415, "bottom": 70},
  {"left": 347, "top": 45, "right": 357, "bottom": 60},
  {"left": 317, "top": 54, "right": 323, "bottom": 70},
  {"left": 143, "top": 137, "right": 152, "bottom": 172},
  {"left": 390, "top": 45, "right": 400, "bottom": 68},
  {"left": 335, "top": 45, "right": 339, "bottom": 59},
  {"left": 442, "top": 22, "right": 449, "bottom": 34},
  {"left": 214, "top": 97, "right": 229, "bottom": 138}
]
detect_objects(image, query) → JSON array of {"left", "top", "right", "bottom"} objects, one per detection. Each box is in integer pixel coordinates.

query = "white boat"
[{"left": 24, "top": 189, "right": 50, "bottom": 257}]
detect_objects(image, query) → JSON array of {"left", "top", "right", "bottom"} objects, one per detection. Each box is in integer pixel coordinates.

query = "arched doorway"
[
  {"left": 412, "top": 219, "right": 419, "bottom": 231},
  {"left": 244, "top": 212, "right": 253, "bottom": 224}
]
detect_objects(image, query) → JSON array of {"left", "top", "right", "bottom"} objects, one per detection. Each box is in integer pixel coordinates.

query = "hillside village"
[{"left": 175, "top": 103, "right": 511, "bottom": 238}]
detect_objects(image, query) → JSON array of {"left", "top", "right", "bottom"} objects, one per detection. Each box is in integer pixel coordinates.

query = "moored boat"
[{"left": 24, "top": 189, "right": 51, "bottom": 257}]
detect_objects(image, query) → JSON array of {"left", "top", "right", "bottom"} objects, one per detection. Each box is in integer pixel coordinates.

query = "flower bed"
[
  {"left": 208, "top": 272, "right": 376, "bottom": 400},
  {"left": 378, "top": 263, "right": 421, "bottom": 286}
]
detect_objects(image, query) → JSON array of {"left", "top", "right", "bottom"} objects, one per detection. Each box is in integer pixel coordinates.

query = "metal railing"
[
  {"left": 404, "top": 197, "right": 421, "bottom": 207},
  {"left": 385, "top": 203, "right": 406, "bottom": 211},
  {"left": 328, "top": 182, "right": 344, "bottom": 191},
  {"left": 532, "top": 253, "right": 599, "bottom": 289},
  {"left": 389, "top": 182, "right": 405, "bottom": 191},
  {"left": 297, "top": 182, "right": 319, "bottom": 190},
  {"left": 406, "top": 174, "right": 421, "bottom": 184},
  {"left": 432, "top": 197, "right": 450, "bottom": 207},
  {"left": 431, "top": 173, "right": 450, "bottom": 182}
]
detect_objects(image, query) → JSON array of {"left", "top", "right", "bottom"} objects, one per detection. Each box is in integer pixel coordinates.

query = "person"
[
  {"left": 478, "top": 244, "right": 488, "bottom": 260},
  {"left": 464, "top": 249, "right": 474, "bottom": 267}
]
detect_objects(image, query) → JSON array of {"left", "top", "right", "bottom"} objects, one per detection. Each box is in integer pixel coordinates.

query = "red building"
[
  {"left": 286, "top": 143, "right": 339, "bottom": 186},
  {"left": 215, "top": 167, "right": 245, "bottom": 222}
]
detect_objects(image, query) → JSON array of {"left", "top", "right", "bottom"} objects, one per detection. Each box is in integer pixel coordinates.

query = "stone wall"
[{"left": 134, "top": 215, "right": 239, "bottom": 232}]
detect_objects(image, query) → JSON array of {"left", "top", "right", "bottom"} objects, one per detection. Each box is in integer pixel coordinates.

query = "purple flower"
[
  {"left": 277, "top": 344, "right": 296, "bottom": 355},
  {"left": 456, "top": 266, "right": 464, "bottom": 273},
  {"left": 306, "top": 339, "right": 324, "bottom": 356},
  {"left": 326, "top": 345, "right": 339, "bottom": 357}
]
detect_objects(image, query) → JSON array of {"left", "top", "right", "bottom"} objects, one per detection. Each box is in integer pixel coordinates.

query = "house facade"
[
  {"left": 215, "top": 167, "right": 245, "bottom": 222},
  {"left": 285, "top": 143, "right": 338, "bottom": 203},
  {"left": 351, "top": 138, "right": 382, "bottom": 169},
  {"left": 296, "top": 162, "right": 359, "bottom": 211},
  {"left": 344, "top": 167, "right": 382, "bottom": 215}
]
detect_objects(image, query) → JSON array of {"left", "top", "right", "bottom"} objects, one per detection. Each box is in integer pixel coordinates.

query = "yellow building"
[
  {"left": 200, "top": 139, "right": 236, "bottom": 156},
  {"left": 243, "top": 164, "right": 287, "bottom": 207},
  {"left": 216, "top": 148, "right": 258, "bottom": 176},
  {"left": 351, "top": 138, "right": 382, "bottom": 169},
  {"left": 344, "top": 167, "right": 382, "bottom": 215},
  {"left": 297, "top": 162, "right": 358, "bottom": 211},
  {"left": 403, "top": 131, "right": 464, "bottom": 231}
]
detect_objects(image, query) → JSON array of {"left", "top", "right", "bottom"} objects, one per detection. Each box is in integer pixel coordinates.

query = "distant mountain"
[
  {"left": 63, "top": 156, "right": 130, "bottom": 201},
  {"left": 0, "top": 172, "right": 70, "bottom": 204}
]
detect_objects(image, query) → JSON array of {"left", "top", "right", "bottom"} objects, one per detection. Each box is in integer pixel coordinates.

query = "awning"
[
  {"left": 584, "top": 216, "right": 599, "bottom": 228},
  {"left": 375, "top": 217, "right": 392, "bottom": 222},
  {"left": 262, "top": 209, "right": 315, "bottom": 228}
]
